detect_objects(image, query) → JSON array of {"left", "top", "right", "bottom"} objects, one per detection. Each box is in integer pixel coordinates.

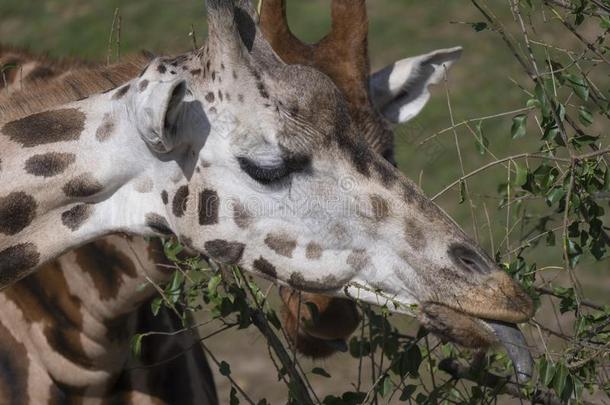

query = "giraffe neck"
[
  {"left": 0, "top": 235, "right": 195, "bottom": 399},
  {"left": 0, "top": 71, "right": 190, "bottom": 286}
]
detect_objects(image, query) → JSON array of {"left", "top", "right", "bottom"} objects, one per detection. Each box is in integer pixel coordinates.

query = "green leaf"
[
  {"left": 578, "top": 106, "right": 593, "bottom": 126},
  {"left": 208, "top": 274, "right": 221, "bottom": 294},
  {"left": 474, "top": 120, "right": 488, "bottom": 155},
  {"left": 511, "top": 114, "right": 527, "bottom": 139},
  {"left": 458, "top": 180, "right": 466, "bottom": 204},
  {"left": 150, "top": 296, "right": 162, "bottom": 316},
  {"left": 219, "top": 361, "right": 232, "bottom": 376},
  {"left": 513, "top": 162, "right": 528, "bottom": 187},
  {"left": 230, "top": 387, "right": 240, "bottom": 405},
  {"left": 539, "top": 358, "right": 556, "bottom": 386},
  {"left": 553, "top": 363, "right": 569, "bottom": 397},
  {"left": 399, "top": 385, "right": 417, "bottom": 401},
  {"left": 131, "top": 334, "right": 143, "bottom": 358},
  {"left": 312, "top": 367, "right": 332, "bottom": 378},
  {"left": 563, "top": 73, "right": 589, "bottom": 101},
  {"left": 470, "top": 22, "right": 488, "bottom": 31},
  {"left": 379, "top": 375, "right": 393, "bottom": 398},
  {"left": 546, "top": 187, "right": 565, "bottom": 206}
]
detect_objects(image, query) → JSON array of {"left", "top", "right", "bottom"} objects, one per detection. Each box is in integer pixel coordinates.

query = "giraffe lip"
[{"left": 482, "top": 320, "right": 533, "bottom": 383}]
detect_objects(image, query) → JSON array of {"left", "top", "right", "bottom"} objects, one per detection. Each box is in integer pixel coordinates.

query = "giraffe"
[{"left": 0, "top": 0, "right": 534, "bottom": 391}]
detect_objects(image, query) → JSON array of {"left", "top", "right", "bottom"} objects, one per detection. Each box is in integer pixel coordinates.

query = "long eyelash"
[
  {"left": 237, "top": 154, "right": 311, "bottom": 185},
  {"left": 237, "top": 157, "right": 290, "bottom": 184}
]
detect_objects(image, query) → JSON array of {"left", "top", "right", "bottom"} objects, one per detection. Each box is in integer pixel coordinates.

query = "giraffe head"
[{"left": 145, "top": 0, "right": 530, "bottom": 377}]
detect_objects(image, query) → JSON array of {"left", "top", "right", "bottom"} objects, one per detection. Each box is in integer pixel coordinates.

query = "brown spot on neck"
[
  {"left": 204, "top": 239, "right": 245, "bottom": 265},
  {"left": 0, "top": 191, "right": 37, "bottom": 235},
  {"left": 264, "top": 233, "right": 297, "bottom": 258},
  {"left": 172, "top": 186, "right": 189, "bottom": 218},
  {"left": 232, "top": 201, "right": 252, "bottom": 229},
  {"left": 0, "top": 243, "right": 40, "bottom": 286},
  {"left": 370, "top": 194, "right": 390, "bottom": 222},
  {"left": 24, "top": 152, "right": 76, "bottom": 177},
  {"left": 62, "top": 173, "right": 103, "bottom": 198},
  {"left": 2, "top": 108, "right": 85, "bottom": 147},
  {"left": 253, "top": 257, "right": 277, "bottom": 279},
  {"left": 198, "top": 189, "right": 219, "bottom": 225},
  {"left": 95, "top": 113, "right": 115, "bottom": 142},
  {"left": 305, "top": 242, "right": 322, "bottom": 260},
  {"left": 61, "top": 204, "right": 93, "bottom": 231}
]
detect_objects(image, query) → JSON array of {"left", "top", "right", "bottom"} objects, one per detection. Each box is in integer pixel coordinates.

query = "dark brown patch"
[
  {"left": 191, "top": 68, "right": 202, "bottom": 76},
  {"left": 75, "top": 240, "right": 138, "bottom": 300},
  {"left": 218, "top": 90, "right": 223, "bottom": 101},
  {"left": 405, "top": 218, "right": 427, "bottom": 250},
  {"left": 264, "top": 233, "right": 297, "bottom": 258},
  {"left": 112, "top": 84, "right": 130, "bottom": 100},
  {"left": 288, "top": 273, "right": 342, "bottom": 292},
  {"left": 205, "top": 92, "right": 215, "bottom": 103},
  {"left": 232, "top": 201, "right": 252, "bottom": 229},
  {"left": 204, "top": 239, "right": 245, "bottom": 264},
  {"left": 25, "top": 152, "right": 76, "bottom": 177},
  {"left": 0, "top": 320, "right": 30, "bottom": 403},
  {"left": 172, "top": 185, "right": 189, "bottom": 218},
  {"left": 372, "top": 158, "right": 399, "bottom": 187},
  {"left": 145, "top": 213, "right": 173, "bottom": 235},
  {"left": 3, "top": 261, "right": 93, "bottom": 370},
  {"left": 138, "top": 79, "right": 149, "bottom": 92},
  {"left": 0, "top": 243, "right": 40, "bottom": 286},
  {"left": 161, "top": 190, "right": 169, "bottom": 205},
  {"left": 61, "top": 204, "right": 92, "bottom": 231},
  {"left": 0, "top": 192, "right": 37, "bottom": 235},
  {"left": 253, "top": 257, "right": 276, "bottom": 279},
  {"left": 95, "top": 113, "right": 115, "bottom": 142},
  {"left": 238, "top": 94, "right": 244, "bottom": 103},
  {"left": 62, "top": 173, "right": 103, "bottom": 198},
  {"left": 2, "top": 108, "right": 85, "bottom": 147},
  {"left": 199, "top": 189, "right": 219, "bottom": 225},
  {"left": 370, "top": 194, "right": 390, "bottom": 221},
  {"left": 346, "top": 249, "right": 369, "bottom": 272},
  {"left": 26, "top": 65, "right": 57, "bottom": 82},
  {"left": 157, "top": 64, "right": 167, "bottom": 74},
  {"left": 305, "top": 242, "right": 322, "bottom": 260}
]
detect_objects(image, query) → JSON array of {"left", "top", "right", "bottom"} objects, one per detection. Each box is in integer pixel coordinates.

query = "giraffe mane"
[{"left": 0, "top": 53, "right": 152, "bottom": 122}]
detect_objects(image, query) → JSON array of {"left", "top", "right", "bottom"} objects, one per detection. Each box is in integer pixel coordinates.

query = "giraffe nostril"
[{"left": 449, "top": 244, "right": 490, "bottom": 274}]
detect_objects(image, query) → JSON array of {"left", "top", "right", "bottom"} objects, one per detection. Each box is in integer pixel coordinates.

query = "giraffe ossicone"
[{"left": 0, "top": 0, "right": 534, "bottom": 380}]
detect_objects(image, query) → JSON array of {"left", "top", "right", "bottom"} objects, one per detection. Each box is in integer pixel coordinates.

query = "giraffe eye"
[{"left": 237, "top": 154, "right": 311, "bottom": 185}]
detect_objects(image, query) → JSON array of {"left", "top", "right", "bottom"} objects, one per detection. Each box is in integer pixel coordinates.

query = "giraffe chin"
[{"left": 418, "top": 303, "right": 532, "bottom": 383}]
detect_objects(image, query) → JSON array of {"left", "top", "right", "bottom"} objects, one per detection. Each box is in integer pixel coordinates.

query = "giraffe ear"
[
  {"left": 135, "top": 79, "right": 187, "bottom": 153},
  {"left": 369, "top": 47, "right": 462, "bottom": 124}
]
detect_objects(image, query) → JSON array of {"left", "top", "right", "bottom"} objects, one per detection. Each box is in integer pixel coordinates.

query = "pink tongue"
[{"left": 487, "top": 321, "right": 532, "bottom": 382}]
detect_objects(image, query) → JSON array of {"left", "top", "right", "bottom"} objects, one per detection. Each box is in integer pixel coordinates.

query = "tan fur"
[{"left": 0, "top": 53, "right": 151, "bottom": 122}]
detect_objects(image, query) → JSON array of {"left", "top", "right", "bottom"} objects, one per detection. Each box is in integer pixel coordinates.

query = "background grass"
[{"left": 2, "top": 0, "right": 608, "bottom": 402}]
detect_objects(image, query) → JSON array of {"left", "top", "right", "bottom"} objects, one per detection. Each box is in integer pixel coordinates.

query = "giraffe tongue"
[{"left": 486, "top": 320, "right": 532, "bottom": 383}]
